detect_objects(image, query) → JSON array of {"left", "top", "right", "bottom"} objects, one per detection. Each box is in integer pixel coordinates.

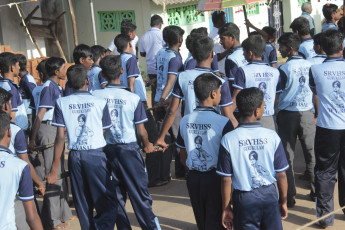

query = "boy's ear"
[
  {"left": 85, "top": 77, "right": 90, "bottom": 86},
  {"left": 210, "top": 89, "right": 216, "bottom": 99},
  {"left": 210, "top": 50, "right": 214, "bottom": 59},
  {"left": 79, "top": 57, "right": 84, "bottom": 64},
  {"left": 178, "top": 37, "right": 183, "bottom": 44},
  {"left": 120, "top": 67, "right": 124, "bottom": 74}
]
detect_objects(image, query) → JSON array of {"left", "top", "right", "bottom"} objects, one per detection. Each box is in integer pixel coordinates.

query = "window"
[
  {"left": 245, "top": 3, "right": 260, "bottom": 16},
  {"left": 167, "top": 5, "right": 205, "bottom": 26},
  {"left": 98, "top": 10, "right": 136, "bottom": 32},
  {"left": 298, "top": 0, "right": 309, "bottom": 8}
]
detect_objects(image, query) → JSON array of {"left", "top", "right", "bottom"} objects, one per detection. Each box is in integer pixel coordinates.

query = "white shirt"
[
  {"left": 108, "top": 35, "right": 139, "bottom": 56},
  {"left": 209, "top": 27, "right": 226, "bottom": 74}
]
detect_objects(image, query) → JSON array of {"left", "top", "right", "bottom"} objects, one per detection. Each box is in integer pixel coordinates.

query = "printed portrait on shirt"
[
  {"left": 248, "top": 151, "right": 269, "bottom": 189},
  {"left": 258, "top": 82, "right": 271, "bottom": 103},
  {"left": 294, "top": 76, "right": 310, "bottom": 103},
  {"left": 190, "top": 135, "right": 213, "bottom": 171},
  {"left": 75, "top": 114, "right": 94, "bottom": 146},
  {"left": 330, "top": 81, "right": 345, "bottom": 108},
  {"left": 110, "top": 109, "right": 122, "bottom": 140}
]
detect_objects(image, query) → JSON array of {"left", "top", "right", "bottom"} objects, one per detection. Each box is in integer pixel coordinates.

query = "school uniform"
[
  {"left": 94, "top": 85, "right": 161, "bottom": 230},
  {"left": 0, "top": 146, "right": 34, "bottom": 230},
  {"left": 184, "top": 52, "right": 219, "bottom": 72},
  {"left": 64, "top": 79, "right": 92, "bottom": 96},
  {"left": 172, "top": 67, "right": 232, "bottom": 116},
  {"left": 263, "top": 42, "right": 278, "bottom": 67},
  {"left": 53, "top": 90, "right": 118, "bottom": 230},
  {"left": 225, "top": 46, "right": 248, "bottom": 82},
  {"left": 307, "top": 54, "right": 327, "bottom": 65},
  {"left": 87, "top": 65, "right": 107, "bottom": 90},
  {"left": 309, "top": 57, "right": 345, "bottom": 226},
  {"left": 299, "top": 38, "right": 317, "bottom": 59},
  {"left": 37, "top": 79, "right": 72, "bottom": 228},
  {"left": 0, "top": 78, "right": 28, "bottom": 130},
  {"left": 217, "top": 122, "right": 289, "bottom": 230},
  {"left": 176, "top": 106, "right": 234, "bottom": 230},
  {"left": 234, "top": 60, "right": 281, "bottom": 130},
  {"left": 321, "top": 22, "right": 338, "bottom": 32},
  {"left": 19, "top": 72, "right": 37, "bottom": 130}
]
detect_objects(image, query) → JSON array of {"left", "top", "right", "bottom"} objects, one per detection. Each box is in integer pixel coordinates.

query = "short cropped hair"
[
  {"left": 165, "top": 26, "right": 185, "bottom": 47},
  {"left": 16, "top": 54, "right": 27, "bottom": 72},
  {"left": 321, "top": 29, "right": 343, "bottom": 55},
  {"left": 192, "top": 36, "right": 214, "bottom": 62},
  {"left": 236, "top": 87, "right": 264, "bottom": 117},
  {"left": 323, "top": 3, "right": 338, "bottom": 20},
  {"left": 151, "top": 15, "right": 163, "bottom": 27},
  {"left": 194, "top": 73, "right": 222, "bottom": 102},
  {"left": 162, "top": 26, "right": 170, "bottom": 44},
  {"left": 190, "top": 27, "right": 208, "bottom": 36},
  {"left": 278, "top": 32, "right": 301, "bottom": 52},
  {"left": 73, "top": 44, "right": 92, "bottom": 64},
  {"left": 212, "top": 11, "right": 225, "bottom": 25},
  {"left": 100, "top": 55, "right": 122, "bottom": 81},
  {"left": 36, "top": 59, "right": 49, "bottom": 83},
  {"left": 114, "top": 34, "right": 131, "bottom": 53},
  {"left": 301, "top": 2, "right": 312, "bottom": 12},
  {"left": 313, "top": 32, "right": 324, "bottom": 46},
  {"left": 0, "top": 87, "right": 12, "bottom": 108},
  {"left": 121, "top": 20, "right": 137, "bottom": 35},
  {"left": 242, "top": 34, "right": 266, "bottom": 57},
  {"left": 290, "top": 17, "right": 311, "bottom": 36},
  {"left": 66, "top": 64, "right": 87, "bottom": 90},
  {"left": 218, "top": 23, "right": 240, "bottom": 41},
  {"left": 262, "top": 26, "right": 276, "bottom": 38},
  {"left": 45, "top": 57, "right": 65, "bottom": 77},
  {"left": 0, "top": 111, "right": 10, "bottom": 140},
  {"left": 0, "top": 52, "right": 18, "bottom": 74},
  {"left": 91, "top": 45, "right": 106, "bottom": 62}
]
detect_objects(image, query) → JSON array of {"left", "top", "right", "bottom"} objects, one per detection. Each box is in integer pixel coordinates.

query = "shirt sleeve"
[
  {"left": 309, "top": 68, "right": 316, "bottom": 88},
  {"left": 25, "top": 78, "right": 37, "bottom": 95},
  {"left": 18, "top": 164, "right": 34, "bottom": 201},
  {"left": 278, "top": 68, "right": 288, "bottom": 90},
  {"left": 276, "top": 72, "right": 283, "bottom": 93},
  {"left": 222, "top": 120, "right": 234, "bottom": 137},
  {"left": 225, "top": 59, "right": 238, "bottom": 81},
  {"left": 39, "top": 86, "right": 55, "bottom": 109},
  {"left": 134, "top": 101, "right": 148, "bottom": 124},
  {"left": 185, "top": 59, "right": 196, "bottom": 70},
  {"left": 175, "top": 128, "right": 185, "bottom": 148},
  {"left": 29, "top": 96, "right": 35, "bottom": 110},
  {"left": 139, "top": 37, "right": 145, "bottom": 53},
  {"left": 269, "top": 49, "right": 278, "bottom": 64},
  {"left": 102, "top": 104, "right": 112, "bottom": 129},
  {"left": 172, "top": 76, "right": 184, "bottom": 98},
  {"left": 219, "top": 81, "right": 233, "bottom": 107},
  {"left": 52, "top": 101, "right": 65, "bottom": 127},
  {"left": 126, "top": 56, "right": 141, "bottom": 78},
  {"left": 211, "top": 54, "right": 219, "bottom": 72},
  {"left": 216, "top": 143, "right": 233, "bottom": 177},
  {"left": 98, "top": 72, "right": 108, "bottom": 85},
  {"left": 233, "top": 67, "right": 246, "bottom": 89},
  {"left": 10, "top": 90, "right": 19, "bottom": 111},
  {"left": 14, "top": 129, "right": 27, "bottom": 154},
  {"left": 274, "top": 141, "right": 289, "bottom": 172},
  {"left": 168, "top": 56, "right": 182, "bottom": 76}
]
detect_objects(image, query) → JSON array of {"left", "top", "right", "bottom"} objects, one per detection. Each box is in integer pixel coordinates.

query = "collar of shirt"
[
  {"left": 1, "top": 78, "right": 19, "bottom": 89},
  {"left": 287, "top": 55, "right": 304, "bottom": 62},
  {"left": 91, "top": 64, "right": 100, "bottom": 68},
  {"left": 195, "top": 106, "right": 219, "bottom": 114},
  {"left": 232, "top": 46, "right": 243, "bottom": 52},
  {"left": 302, "top": 37, "right": 313, "bottom": 42},
  {"left": 72, "top": 90, "right": 92, "bottom": 95},
  {"left": 166, "top": 48, "right": 180, "bottom": 55},
  {"left": 238, "top": 122, "right": 262, "bottom": 128},
  {"left": 195, "top": 66, "right": 213, "bottom": 72},
  {"left": 149, "top": 27, "right": 161, "bottom": 32},
  {"left": 48, "top": 78, "right": 60, "bottom": 88},
  {"left": 314, "top": 54, "right": 327, "bottom": 58},
  {"left": 0, "top": 145, "right": 14, "bottom": 155},
  {"left": 249, "top": 60, "right": 269, "bottom": 65},
  {"left": 106, "top": 84, "right": 128, "bottom": 89},
  {"left": 324, "top": 57, "right": 344, "bottom": 62}
]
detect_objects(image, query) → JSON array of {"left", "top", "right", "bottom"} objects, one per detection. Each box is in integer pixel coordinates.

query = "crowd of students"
[{"left": 1, "top": 2, "right": 345, "bottom": 230}]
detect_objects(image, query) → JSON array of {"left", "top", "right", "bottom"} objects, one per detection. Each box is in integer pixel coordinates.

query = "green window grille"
[
  {"left": 245, "top": 3, "right": 260, "bottom": 16},
  {"left": 298, "top": 0, "right": 309, "bottom": 8},
  {"left": 167, "top": 5, "right": 205, "bottom": 26},
  {"left": 98, "top": 10, "right": 136, "bottom": 32}
]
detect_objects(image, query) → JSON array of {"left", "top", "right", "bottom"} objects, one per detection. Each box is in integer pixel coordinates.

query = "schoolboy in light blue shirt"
[
  {"left": 309, "top": 29, "right": 345, "bottom": 228},
  {"left": 277, "top": 32, "right": 316, "bottom": 208},
  {"left": 89, "top": 45, "right": 108, "bottom": 90},
  {"left": 217, "top": 87, "right": 288, "bottom": 230},
  {"left": 321, "top": 4, "right": 341, "bottom": 32},
  {"left": 94, "top": 55, "right": 161, "bottom": 230},
  {"left": 176, "top": 73, "right": 234, "bottom": 230},
  {"left": 232, "top": 34, "right": 281, "bottom": 130},
  {"left": 46, "top": 64, "right": 118, "bottom": 230},
  {"left": 308, "top": 33, "right": 327, "bottom": 65},
  {"left": 290, "top": 17, "right": 316, "bottom": 59}
]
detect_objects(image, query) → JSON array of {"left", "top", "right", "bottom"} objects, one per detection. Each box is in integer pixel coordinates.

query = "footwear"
[
  {"left": 309, "top": 191, "right": 316, "bottom": 201},
  {"left": 315, "top": 221, "right": 330, "bottom": 229}
]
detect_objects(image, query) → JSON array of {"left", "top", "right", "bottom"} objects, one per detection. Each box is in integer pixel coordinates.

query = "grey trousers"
[
  {"left": 37, "top": 123, "right": 72, "bottom": 228},
  {"left": 277, "top": 110, "right": 316, "bottom": 202}
]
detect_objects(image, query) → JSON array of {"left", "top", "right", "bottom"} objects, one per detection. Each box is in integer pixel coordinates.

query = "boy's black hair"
[
  {"left": 218, "top": 23, "right": 240, "bottom": 41},
  {"left": 236, "top": 87, "right": 264, "bottom": 117},
  {"left": 99, "top": 55, "right": 122, "bottom": 81},
  {"left": 121, "top": 20, "right": 137, "bottom": 35},
  {"left": 186, "top": 33, "right": 203, "bottom": 55},
  {"left": 91, "top": 45, "right": 106, "bottom": 63},
  {"left": 248, "top": 31, "right": 260, "bottom": 36},
  {"left": 165, "top": 26, "right": 185, "bottom": 47},
  {"left": 0, "top": 52, "right": 18, "bottom": 74},
  {"left": 290, "top": 17, "right": 311, "bottom": 36},
  {"left": 278, "top": 32, "right": 301, "bottom": 53},
  {"left": 0, "top": 111, "right": 10, "bottom": 140},
  {"left": 192, "top": 36, "right": 214, "bottom": 62},
  {"left": 194, "top": 73, "right": 222, "bottom": 102},
  {"left": 338, "top": 17, "right": 345, "bottom": 33},
  {"left": 262, "top": 26, "right": 276, "bottom": 38},
  {"left": 36, "top": 59, "right": 49, "bottom": 82},
  {"left": 0, "top": 87, "right": 12, "bottom": 108},
  {"left": 321, "top": 29, "right": 343, "bottom": 55},
  {"left": 73, "top": 44, "right": 92, "bottom": 64},
  {"left": 313, "top": 32, "right": 324, "bottom": 46},
  {"left": 190, "top": 27, "right": 208, "bottom": 36},
  {"left": 45, "top": 57, "right": 65, "bottom": 77},
  {"left": 322, "top": 3, "right": 338, "bottom": 20},
  {"left": 114, "top": 34, "right": 131, "bottom": 53},
  {"left": 242, "top": 34, "right": 266, "bottom": 57},
  {"left": 162, "top": 26, "right": 170, "bottom": 44},
  {"left": 150, "top": 15, "right": 163, "bottom": 27},
  {"left": 16, "top": 54, "right": 27, "bottom": 72},
  {"left": 66, "top": 64, "right": 87, "bottom": 90},
  {"left": 212, "top": 11, "right": 225, "bottom": 25}
]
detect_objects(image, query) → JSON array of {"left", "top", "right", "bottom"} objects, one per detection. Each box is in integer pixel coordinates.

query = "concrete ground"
[{"left": 57, "top": 140, "right": 344, "bottom": 230}]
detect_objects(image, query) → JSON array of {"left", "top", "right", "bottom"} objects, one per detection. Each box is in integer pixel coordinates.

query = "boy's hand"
[
  {"left": 222, "top": 206, "right": 234, "bottom": 230},
  {"left": 37, "top": 184, "right": 45, "bottom": 196},
  {"left": 45, "top": 172, "right": 58, "bottom": 185},
  {"left": 28, "top": 140, "right": 36, "bottom": 153},
  {"left": 245, "top": 18, "right": 253, "bottom": 28},
  {"left": 154, "top": 139, "right": 168, "bottom": 152},
  {"left": 280, "top": 203, "right": 288, "bottom": 219},
  {"left": 143, "top": 142, "right": 155, "bottom": 154}
]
